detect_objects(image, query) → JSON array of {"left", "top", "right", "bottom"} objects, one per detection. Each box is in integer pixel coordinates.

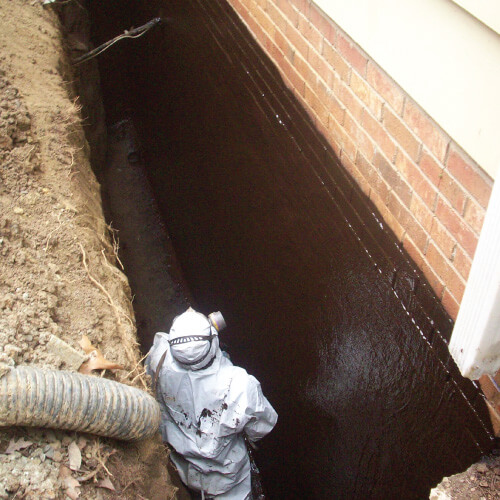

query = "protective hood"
[{"left": 168, "top": 308, "right": 219, "bottom": 370}]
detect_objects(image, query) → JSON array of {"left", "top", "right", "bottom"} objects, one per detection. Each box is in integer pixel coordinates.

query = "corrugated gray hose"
[{"left": 0, "top": 365, "right": 161, "bottom": 441}]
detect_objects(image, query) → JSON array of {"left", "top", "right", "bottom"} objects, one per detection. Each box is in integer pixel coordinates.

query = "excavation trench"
[{"left": 80, "top": 0, "right": 494, "bottom": 497}]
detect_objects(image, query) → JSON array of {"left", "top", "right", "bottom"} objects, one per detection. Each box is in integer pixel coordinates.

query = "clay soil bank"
[{"left": 0, "top": 1, "right": 185, "bottom": 498}]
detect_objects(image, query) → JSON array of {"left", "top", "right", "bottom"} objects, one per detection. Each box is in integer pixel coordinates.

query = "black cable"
[{"left": 73, "top": 17, "right": 163, "bottom": 65}]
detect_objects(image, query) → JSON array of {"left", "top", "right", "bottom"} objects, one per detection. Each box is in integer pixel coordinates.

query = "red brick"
[
  {"left": 350, "top": 72, "right": 383, "bottom": 120},
  {"left": 366, "top": 62, "right": 404, "bottom": 115},
  {"left": 279, "top": 55, "right": 305, "bottom": 95},
  {"left": 417, "top": 245, "right": 445, "bottom": 298},
  {"left": 308, "top": 3, "right": 333, "bottom": 41},
  {"left": 286, "top": 20, "right": 310, "bottom": 58},
  {"left": 342, "top": 152, "right": 371, "bottom": 197},
  {"left": 410, "top": 194, "right": 434, "bottom": 233},
  {"left": 435, "top": 196, "right": 478, "bottom": 258},
  {"left": 305, "top": 84, "right": 329, "bottom": 126},
  {"left": 444, "top": 268, "right": 466, "bottom": 306},
  {"left": 395, "top": 150, "right": 437, "bottom": 209},
  {"left": 233, "top": 0, "right": 253, "bottom": 28},
  {"left": 315, "top": 115, "right": 330, "bottom": 143},
  {"left": 403, "top": 214, "right": 428, "bottom": 253},
  {"left": 463, "top": 198, "right": 486, "bottom": 235},
  {"left": 329, "top": 95, "right": 346, "bottom": 128},
  {"left": 307, "top": 46, "right": 333, "bottom": 87},
  {"left": 293, "top": 52, "right": 314, "bottom": 91},
  {"left": 402, "top": 234, "right": 424, "bottom": 268},
  {"left": 266, "top": 0, "right": 289, "bottom": 33},
  {"left": 259, "top": 27, "right": 276, "bottom": 53},
  {"left": 363, "top": 111, "right": 397, "bottom": 162},
  {"left": 355, "top": 150, "right": 374, "bottom": 181},
  {"left": 298, "top": 14, "right": 323, "bottom": 53},
  {"left": 383, "top": 107, "right": 420, "bottom": 161},
  {"left": 426, "top": 241, "right": 449, "bottom": 279},
  {"left": 268, "top": 39, "right": 286, "bottom": 69},
  {"left": 329, "top": 115, "right": 356, "bottom": 162},
  {"left": 403, "top": 100, "right": 449, "bottom": 162},
  {"left": 453, "top": 245, "right": 472, "bottom": 281},
  {"left": 441, "top": 288, "right": 460, "bottom": 320},
  {"left": 439, "top": 169, "right": 467, "bottom": 215},
  {"left": 430, "top": 219, "right": 455, "bottom": 259},
  {"left": 337, "top": 33, "right": 368, "bottom": 76},
  {"left": 275, "top": 0, "right": 299, "bottom": 26},
  {"left": 324, "top": 24, "right": 337, "bottom": 46},
  {"left": 386, "top": 190, "right": 427, "bottom": 251},
  {"left": 253, "top": 4, "right": 276, "bottom": 38},
  {"left": 322, "top": 42, "right": 350, "bottom": 83},
  {"left": 371, "top": 190, "right": 405, "bottom": 241},
  {"left": 419, "top": 149, "right": 444, "bottom": 188},
  {"left": 374, "top": 151, "right": 412, "bottom": 208},
  {"left": 288, "top": 0, "right": 309, "bottom": 14},
  {"left": 479, "top": 375, "right": 500, "bottom": 406},
  {"left": 327, "top": 129, "right": 342, "bottom": 158},
  {"left": 239, "top": 0, "right": 254, "bottom": 9},
  {"left": 242, "top": 9, "right": 269, "bottom": 50},
  {"left": 274, "top": 29, "right": 293, "bottom": 61},
  {"left": 315, "top": 79, "right": 345, "bottom": 125},
  {"left": 446, "top": 147, "right": 493, "bottom": 209},
  {"left": 337, "top": 82, "right": 363, "bottom": 122},
  {"left": 344, "top": 112, "right": 374, "bottom": 161},
  {"left": 484, "top": 401, "right": 500, "bottom": 436},
  {"left": 360, "top": 156, "right": 392, "bottom": 206}
]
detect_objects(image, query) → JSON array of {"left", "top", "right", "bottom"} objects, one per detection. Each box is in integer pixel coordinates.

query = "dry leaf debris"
[{"left": 78, "top": 335, "right": 123, "bottom": 374}]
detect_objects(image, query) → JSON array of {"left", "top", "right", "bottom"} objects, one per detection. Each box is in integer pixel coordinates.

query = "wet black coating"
[{"left": 89, "top": 0, "right": 494, "bottom": 497}]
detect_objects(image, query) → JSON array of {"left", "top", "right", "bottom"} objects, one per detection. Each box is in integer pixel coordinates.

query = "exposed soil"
[
  {"left": 431, "top": 452, "right": 500, "bottom": 500},
  {"left": 0, "top": 1, "right": 180, "bottom": 498}
]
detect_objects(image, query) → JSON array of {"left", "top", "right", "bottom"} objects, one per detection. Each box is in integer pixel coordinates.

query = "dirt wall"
[{"left": 0, "top": 1, "right": 178, "bottom": 498}]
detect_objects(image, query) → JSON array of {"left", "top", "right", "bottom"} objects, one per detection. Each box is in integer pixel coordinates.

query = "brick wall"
[{"left": 227, "top": 0, "right": 494, "bottom": 322}]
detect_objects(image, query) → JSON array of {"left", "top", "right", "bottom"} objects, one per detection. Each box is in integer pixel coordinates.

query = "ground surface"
[
  {"left": 0, "top": 1, "right": 179, "bottom": 498},
  {"left": 431, "top": 452, "right": 500, "bottom": 500}
]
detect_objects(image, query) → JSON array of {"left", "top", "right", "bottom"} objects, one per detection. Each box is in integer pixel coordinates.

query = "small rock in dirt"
[
  {"left": 61, "top": 436, "right": 72, "bottom": 447},
  {"left": 17, "top": 114, "right": 31, "bottom": 131},
  {"left": 13, "top": 207, "right": 24, "bottom": 214},
  {"left": 0, "top": 357, "right": 14, "bottom": 378},
  {"left": 0, "top": 134, "right": 13, "bottom": 150},
  {"left": 479, "top": 480, "right": 488, "bottom": 487},
  {"left": 3, "top": 344, "right": 21, "bottom": 361},
  {"left": 477, "top": 463, "right": 488, "bottom": 473},
  {"left": 68, "top": 441, "right": 81, "bottom": 471},
  {"left": 76, "top": 437, "right": 87, "bottom": 451},
  {"left": 46, "top": 335, "right": 86, "bottom": 371}
]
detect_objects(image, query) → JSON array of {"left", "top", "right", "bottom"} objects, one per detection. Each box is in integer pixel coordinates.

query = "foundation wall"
[{"left": 226, "top": 0, "right": 494, "bottom": 321}]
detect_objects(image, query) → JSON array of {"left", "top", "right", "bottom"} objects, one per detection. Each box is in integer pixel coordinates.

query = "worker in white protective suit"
[{"left": 146, "top": 308, "right": 278, "bottom": 500}]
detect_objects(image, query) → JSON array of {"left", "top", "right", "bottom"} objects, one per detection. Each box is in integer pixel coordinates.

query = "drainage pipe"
[{"left": 0, "top": 365, "right": 161, "bottom": 441}]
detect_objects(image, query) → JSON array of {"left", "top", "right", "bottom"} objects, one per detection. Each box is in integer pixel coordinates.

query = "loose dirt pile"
[
  {"left": 431, "top": 452, "right": 500, "bottom": 500},
  {"left": 0, "top": 1, "right": 178, "bottom": 498}
]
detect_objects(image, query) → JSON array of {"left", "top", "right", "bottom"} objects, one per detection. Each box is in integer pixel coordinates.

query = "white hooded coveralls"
[{"left": 146, "top": 310, "right": 278, "bottom": 499}]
